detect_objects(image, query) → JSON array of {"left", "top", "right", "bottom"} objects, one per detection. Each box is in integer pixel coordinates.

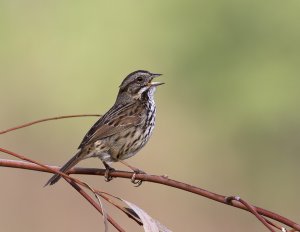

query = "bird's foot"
[
  {"left": 104, "top": 166, "right": 115, "bottom": 182},
  {"left": 118, "top": 160, "right": 146, "bottom": 187},
  {"left": 131, "top": 169, "right": 146, "bottom": 187}
]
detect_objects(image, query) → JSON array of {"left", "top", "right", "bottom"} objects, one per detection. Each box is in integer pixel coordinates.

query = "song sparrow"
[{"left": 45, "top": 70, "right": 163, "bottom": 186}]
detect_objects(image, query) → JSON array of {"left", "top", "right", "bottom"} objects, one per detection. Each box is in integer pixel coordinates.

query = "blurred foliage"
[{"left": 1, "top": 1, "right": 299, "bottom": 231}]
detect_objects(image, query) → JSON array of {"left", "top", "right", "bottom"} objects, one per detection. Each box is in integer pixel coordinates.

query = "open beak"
[{"left": 149, "top": 73, "right": 164, "bottom": 87}]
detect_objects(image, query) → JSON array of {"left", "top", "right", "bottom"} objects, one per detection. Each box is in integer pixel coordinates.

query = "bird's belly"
[
  {"left": 92, "top": 120, "right": 155, "bottom": 163},
  {"left": 109, "top": 126, "right": 154, "bottom": 161}
]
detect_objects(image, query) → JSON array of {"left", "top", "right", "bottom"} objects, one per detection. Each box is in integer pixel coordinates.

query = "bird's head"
[{"left": 117, "top": 70, "right": 163, "bottom": 102}]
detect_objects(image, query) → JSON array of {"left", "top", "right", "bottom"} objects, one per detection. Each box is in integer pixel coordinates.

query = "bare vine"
[{"left": 0, "top": 116, "right": 299, "bottom": 232}]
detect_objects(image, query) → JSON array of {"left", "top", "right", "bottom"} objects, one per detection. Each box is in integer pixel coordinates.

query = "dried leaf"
[
  {"left": 84, "top": 183, "right": 109, "bottom": 232},
  {"left": 123, "top": 200, "right": 172, "bottom": 232},
  {"left": 93, "top": 191, "right": 172, "bottom": 231},
  {"left": 95, "top": 192, "right": 108, "bottom": 232}
]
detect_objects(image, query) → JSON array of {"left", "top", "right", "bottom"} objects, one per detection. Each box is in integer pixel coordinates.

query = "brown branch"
[
  {"left": 0, "top": 157, "right": 299, "bottom": 232},
  {"left": 66, "top": 179, "right": 125, "bottom": 232},
  {"left": 1, "top": 115, "right": 299, "bottom": 231},
  {"left": 0, "top": 148, "right": 124, "bottom": 232},
  {"left": 0, "top": 114, "right": 100, "bottom": 134},
  {"left": 226, "top": 196, "right": 276, "bottom": 232}
]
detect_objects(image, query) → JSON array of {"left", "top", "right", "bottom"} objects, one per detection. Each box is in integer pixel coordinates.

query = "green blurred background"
[{"left": 1, "top": 1, "right": 300, "bottom": 231}]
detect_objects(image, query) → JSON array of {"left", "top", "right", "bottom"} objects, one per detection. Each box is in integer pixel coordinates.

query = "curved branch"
[
  {"left": 0, "top": 114, "right": 100, "bottom": 134},
  {"left": 226, "top": 196, "right": 276, "bottom": 232},
  {"left": 1, "top": 115, "right": 299, "bottom": 231},
  {"left": 0, "top": 157, "right": 299, "bottom": 231},
  {"left": 66, "top": 178, "right": 125, "bottom": 232},
  {"left": 0, "top": 149, "right": 124, "bottom": 232}
]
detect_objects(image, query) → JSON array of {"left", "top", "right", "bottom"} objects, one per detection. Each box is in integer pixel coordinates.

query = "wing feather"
[{"left": 78, "top": 102, "right": 143, "bottom": 149}]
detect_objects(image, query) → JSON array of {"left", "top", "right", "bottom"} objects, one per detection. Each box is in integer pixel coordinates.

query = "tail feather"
[{"left": 44, "top": 150, "right": 82, "bottom": 186}]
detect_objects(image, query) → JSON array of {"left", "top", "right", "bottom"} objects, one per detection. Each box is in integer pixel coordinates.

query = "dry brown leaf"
[{"left": 123, "top": 200, "right": 172, "bottom": 232}]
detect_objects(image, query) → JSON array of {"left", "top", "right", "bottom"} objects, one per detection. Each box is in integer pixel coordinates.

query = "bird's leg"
[
  {"left": 119, "top": 160, "right": 146, "bottom": 187},
  {"left": 102, "top": 161, "right": 115, "bottom": 182}
]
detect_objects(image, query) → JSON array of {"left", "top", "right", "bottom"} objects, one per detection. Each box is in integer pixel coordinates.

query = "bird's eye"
[{"left": 137, "top": 76, "right": 143, "bottom": 82}]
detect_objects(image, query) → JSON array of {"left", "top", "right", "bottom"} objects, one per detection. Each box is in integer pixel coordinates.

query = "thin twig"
[
  {"left": 95, "top": 191, "right": 143, "bottom": 225},
  {"left": 264, "top": 218, "right": 288, "bottom": 232},
  {"left": 0, "top": 157, "right": 299, "bottom": 232},
  {"left": 66, "top": 179, "right": 125, "bottom": 232},
  {"left": 226, "top": 196, "right": 276, "bottom": 232},
  {"left": 0, "top": 114, "right": 100, "bottom": 134},
  {"left": 0, "top": 148, "right": 125, "bottom": 232},
  {"left": 1, "top": 115, "right": 299, "bottom": 231}
]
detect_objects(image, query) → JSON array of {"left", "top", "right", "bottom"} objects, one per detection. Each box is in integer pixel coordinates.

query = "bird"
[{"left": 45, "top": 70, "right": 164, "bottom": 186}]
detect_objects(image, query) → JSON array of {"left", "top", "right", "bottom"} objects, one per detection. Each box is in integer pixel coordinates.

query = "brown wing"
[
  {"left": 87, "top": 115, "right": 142, "bottom": 146},
  {"left": 78, "top": 102, "right": 144, "bottom": 149}
]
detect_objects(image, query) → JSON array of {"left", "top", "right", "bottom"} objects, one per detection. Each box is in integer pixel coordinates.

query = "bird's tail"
[{"left": 44, "top": 150, "right": 83, "bottom": 186}]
